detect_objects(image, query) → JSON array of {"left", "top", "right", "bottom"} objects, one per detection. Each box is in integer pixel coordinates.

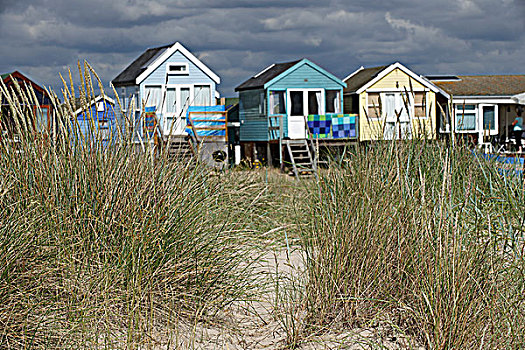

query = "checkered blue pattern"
[
  {"left": 332, "top": 114, "right": 357, "bottom": 139},
  {"left": 307, "top": 115, "right": 332, "bottom": 138}
]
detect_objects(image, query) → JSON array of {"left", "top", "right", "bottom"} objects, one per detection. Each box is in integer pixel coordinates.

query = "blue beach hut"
[
  {"left": 73, "top": 95, "right": 118, "bottom": 147},
  {"left": 235, "top": 58, "right": 358, "bottom": 172}
]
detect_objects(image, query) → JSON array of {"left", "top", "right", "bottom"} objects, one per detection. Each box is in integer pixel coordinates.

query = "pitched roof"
[
  {"left": 343, "top": 65, "right": 387, "bottom": 94},
  {"left": 432, "top": 75, "right": 525, "bottom": 97},
  {"left": 1, "top": 72, "right": 14, "bottom": 80},
  {"left": 235, "top": 60, "right": 301, "bottom": 91},
  {"left": 73, "top": 95, "right": 115, "bottom": 115},
  {"left": 1, "top": 70, "right": 48, "bottom": 95},
  {"left": 112, "top": 43, "right": 172, "bottom": 86}
]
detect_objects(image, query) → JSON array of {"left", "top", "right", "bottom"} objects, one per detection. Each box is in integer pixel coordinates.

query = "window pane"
[
  {"left": 290, "top": 91, "right": 303, "bottom": 116},
  {"left": 36, "top": 107, "right": 48, "bottom": 132},
  {"left": 169, "top": 65, "right": 185, "bottom": 72},
  {"left": 456, "top": 104, "right": 475, "bottom": 111},
  {"left": 180, "top": 88, "right": 190, "bottom": 117},
  {"left": 456, "top": 113, "right": 476, "bottom": 130},
  {"left": 166, "top": 88, "right": 177, "bottom": 113},
  {"left": 397, "top": 92, "right": 411, "bottom": 121},
  {"left": 325, "top": 90, "right": 340, "bottom": 113},
  {"left": 308, "top": 91, "right": 320, "bottom": 115},
  {"left": 35, "top": 109, "right": 43, "bottom": 131},
  {"left": 269, "top": 91, "right": 285, "bottom": 114},
  {"left": 194, "top": 85, "right": 210, "bottom": 106},
  {"left": 144, "top": 86, "right": 162, "bottom": 109},
  {"left": 483, "top": 106, "right": 495, "bottom": 130},
  {"left": 259, "top": 92, "right": 265, "bottom": 114},
  {"left": 384, "top": 93, "right": 396, "bottom": 122},
  {"left": 414, "top": 92, "right": 426, "bottom": 105},
  {"left": 367, "top": 106, "right": 379, "bottom": 118},
  {"left": 415, "top": 106, "right": 426, "bottom": 118}
]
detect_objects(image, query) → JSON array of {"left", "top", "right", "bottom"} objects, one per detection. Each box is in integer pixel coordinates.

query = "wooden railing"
[{"left": 268, "top": 115, "right": 284, "bottom": 141}]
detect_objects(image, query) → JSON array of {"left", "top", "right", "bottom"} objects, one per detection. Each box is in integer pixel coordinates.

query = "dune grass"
[
  {"left": 1, "top": 65, "right": 524, "bottom": 349},
  {"left": 301, "top": 140, "right": 525, "bottom": 348},
  {"left": 0, "top": 67, "right": 260, "bottom": 349}
]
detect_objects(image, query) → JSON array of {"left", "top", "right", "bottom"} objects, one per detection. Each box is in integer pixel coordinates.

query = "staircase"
[
  {"left": 165, "top": 135, "right": 196, "bottom": 161},
  {"left": 284, "top": 139, "right": 317, "bottom": 179}
]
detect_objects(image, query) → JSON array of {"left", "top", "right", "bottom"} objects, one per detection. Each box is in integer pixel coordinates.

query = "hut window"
[
  {"left": 194, "top": 85, "right": 211, "bottom": 106},
  {"left": 269, "top": 91, "right": 285, "bottom": 114},
  {"left": 455, "top": 104, "right": 476, "bottom": 131},
  {"left": 96, "top": 101, "right": 105, "bottom": 112},
  {"left": 414, "top": 92, "right": 427, "bottom": 119},
  {"left": 290, "top": 91, "right": 303, "bottom": 116},
  {"left": 181, "top": 88, "right": 190, "bottom": 117},
  {"left": 166, "top": 88, "right": 177, "bottom": 113},
  {"left": 366, "top": 93, "right": 380, "bottom": 119},
  {"left": 35, "top": 107, "right": 48, "bottom": 132},
  {"left": 482, "top": 106, "right": 496, "bottom": 131},
  {"left": 144, "top": 86, "right": 162, "bottom": 109},
  {"left": 325, "top": 90, "right": 340, "bottom": 114},
  {"left": 308, "top": 91, "right": 321, "bottom": 115},
  {"left": 259, "top": 91, "right": 266, "bottom": 114},
  {"left": 166, "top": 63, "right": 189, "bottom": 75},
  {"left": 98, "top": 119, "right": 110, "bottom": 140}
]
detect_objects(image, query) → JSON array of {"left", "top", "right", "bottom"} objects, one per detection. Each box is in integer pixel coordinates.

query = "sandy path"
[{"left": 174, "top": 247, "right": 423, "bottom": 349}]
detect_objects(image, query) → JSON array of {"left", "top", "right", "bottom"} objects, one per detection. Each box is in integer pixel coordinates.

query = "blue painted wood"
[
  {"left": 238, "top": 60, "right": 345, "bottom": 141},
  {"left": 239, "top": 89, "right": 268, "bottom": 141},
  {"left": 268, "top": 64, "right": 343, "bottom": 91},
  {"left": 73, "top": 99, "right": 118, "bottom": 147},
  {"left": 142, "top": 51, "right": 216, "bottom": 87},
  {"left": 265, "top": 59, "right": 345, "bottom": 90}
]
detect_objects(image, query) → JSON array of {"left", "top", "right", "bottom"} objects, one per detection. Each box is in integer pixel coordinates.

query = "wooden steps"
[
  {"left": 284, "top": 139, "right": 317, "bottom": 179},
  {"left": 165, "top": 135, "right": 195, "bottom": 162}
]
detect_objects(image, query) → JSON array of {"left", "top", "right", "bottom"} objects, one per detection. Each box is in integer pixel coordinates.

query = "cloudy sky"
[{"left": 1, "top": 0, "right": 524, "bottom": 98}]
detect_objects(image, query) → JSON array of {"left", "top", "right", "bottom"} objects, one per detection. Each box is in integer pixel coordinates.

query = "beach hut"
[{"left": 235, "top": 58, "right": 357, "bottom": 176}]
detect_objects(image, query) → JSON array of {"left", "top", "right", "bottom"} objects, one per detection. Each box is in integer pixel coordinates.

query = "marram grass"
[
  {"left": 301, "top": 141, "right": 525, "bottom": 349},
  {"left": 1, "top": 64, "right": 524, "bottom": 349},
  {"left": 0, "top": 65, "right": 256, "bottom": 349}
]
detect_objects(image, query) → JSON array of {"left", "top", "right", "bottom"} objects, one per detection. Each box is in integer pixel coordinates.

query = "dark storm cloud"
[{"left": 0, "top": 0, "right": 523, "bottom": 97}]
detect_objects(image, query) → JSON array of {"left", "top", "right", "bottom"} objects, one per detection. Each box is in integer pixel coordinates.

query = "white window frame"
[
  {"left": 479, "top": 103, "right": 498, "bottom": 136},
  {"left": 96, "top": 101, "right": 105, "bottom": 112},
  {"left": 454, "top": 103, "right": 478, "bottom": 133},
  {"left": 325, "top": 89, "right": 341, "bottom": 114},
  {"left": 268, "top": 90, "right": 287, "bottom": 116},
  {"left": 286, "top": 88, "right": 326, "bottom": 117},
  {"left": 143, "top": 85, "right": 163, "bottom": 108},
  {"left": 193, "top": 83, "right": 213, "bottom": 107},
  {"left": 166, "top": 62, "right": 189, "bottom": 75}
]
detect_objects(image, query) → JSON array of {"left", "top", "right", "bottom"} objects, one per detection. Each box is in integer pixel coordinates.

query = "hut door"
[{"left": 287, "top": 89, "right": 323, "bottom": 139}]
